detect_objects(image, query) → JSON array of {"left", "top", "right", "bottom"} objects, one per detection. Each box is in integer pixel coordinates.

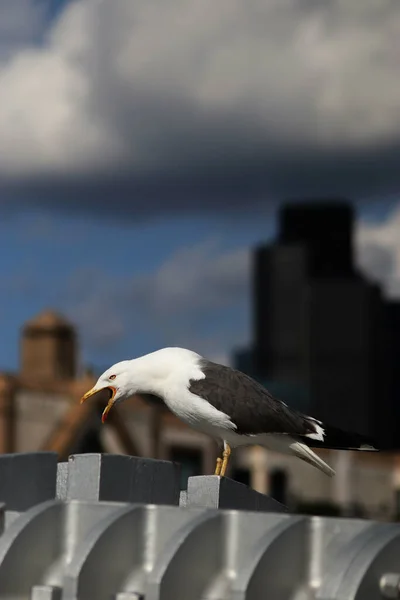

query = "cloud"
[
  {"left": 128, "top": 240, "right": 250, "bottom": 320},
  {"left": 62, "top": 240, "right": 251, "bottom": 363},
  {"left": 0, "top": 0, "right": 50, "bottom": 61},
  {"left": 355, "top": 203, "right": 400, "bottom": 297},
  {"left": 0, "top": 0, "right": 399, "bottom": 216}
]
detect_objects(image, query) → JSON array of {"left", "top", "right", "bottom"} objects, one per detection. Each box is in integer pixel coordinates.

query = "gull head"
[
  {"left": 79, "top": 347, "right": 202, "bottom": 422},
  {"left": 80, "top": 360, "right": 138, "bottom": 423}
]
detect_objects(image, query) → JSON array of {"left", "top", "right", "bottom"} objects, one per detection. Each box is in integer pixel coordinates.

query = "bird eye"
[{"left": 109, "top": 374, "right": 116, "bottom": 380}]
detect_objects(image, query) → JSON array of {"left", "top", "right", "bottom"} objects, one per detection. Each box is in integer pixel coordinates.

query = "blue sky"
[
  {"left": 0, "top": 0, "right": 399, "bottom": 372},
  {"left": 0, "top": 206, "right": 265, "bottom": 370},
  {"left": 0, "top": 198, "right": 397, "bottom": 373}
]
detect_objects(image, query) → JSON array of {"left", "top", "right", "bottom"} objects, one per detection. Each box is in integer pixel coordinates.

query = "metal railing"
[{"left": 0, "top": 451, "right": 398, "bottom": 599}]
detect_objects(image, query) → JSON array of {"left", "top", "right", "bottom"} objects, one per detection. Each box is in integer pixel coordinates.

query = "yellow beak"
[{"left": 80, "top": 386, "right": 117, "bottom": 423}]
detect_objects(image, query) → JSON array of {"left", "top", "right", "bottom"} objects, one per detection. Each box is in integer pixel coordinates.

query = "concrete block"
[
  {"left": 66, "top": 454, "right": 181, "bottom": 505},
  {"left": 56, "top": 462, "right": 69, "bottom": 501},
  {"left": 0, "top": 452, "right": 58, "bottom": 511},
  {"left": 185, "top": 476, "right": 288, "bottom": 513}
]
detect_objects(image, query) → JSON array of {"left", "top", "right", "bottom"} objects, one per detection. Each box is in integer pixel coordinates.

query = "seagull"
[{"left": 80, "top": 347, "right": 378, "bottom": 477}]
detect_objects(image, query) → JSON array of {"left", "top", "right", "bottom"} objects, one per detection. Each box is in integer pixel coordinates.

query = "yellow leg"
[
  {"left": 220, "top": 443, "right": 231, "bottom": 477},
  {"left": 214, "top": 457, "right": 222, "bottom": 475}
]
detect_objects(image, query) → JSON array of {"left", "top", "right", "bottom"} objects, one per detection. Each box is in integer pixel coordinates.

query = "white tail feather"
[{"left": 289, "top": 441, "right": 336, "bottom": 477}]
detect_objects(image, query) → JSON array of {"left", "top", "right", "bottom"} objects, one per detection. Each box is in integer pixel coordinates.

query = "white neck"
[{"left": 128, "top": 347, "right": 203, "bottom": 398}]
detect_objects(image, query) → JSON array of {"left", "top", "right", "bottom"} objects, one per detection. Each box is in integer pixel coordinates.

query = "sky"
[{"left": 0, "top": 0, "right": 399, "bottom": 372}]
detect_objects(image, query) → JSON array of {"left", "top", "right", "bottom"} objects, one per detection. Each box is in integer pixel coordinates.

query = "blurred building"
[
  {"left": 0, "top": 309, "right": 217, "bottom": 479},
  {"left": 0, "top": 310, "right": 143, "bottom": 459},
  {"left": 239, "top": 200, "right": 400, "bottom": 451},
  {"left": 234, "top": 199, "right": 400, "bottom": 518}
]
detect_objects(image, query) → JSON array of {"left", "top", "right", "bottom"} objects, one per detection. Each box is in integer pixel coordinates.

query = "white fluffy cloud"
[
  {"left": 355, "top": 203, "right": 400, "bottom": 297},
  {"left": 0, "top": 0, "right": 399, "bottom": 206}
]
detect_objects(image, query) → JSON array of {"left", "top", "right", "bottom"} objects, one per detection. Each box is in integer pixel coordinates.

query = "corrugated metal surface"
[{"left": 0, "top": 451, "right": 398, "bottom": 600}]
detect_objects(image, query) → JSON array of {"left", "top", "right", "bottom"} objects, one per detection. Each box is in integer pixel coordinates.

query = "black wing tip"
[{"left": 306, "top": 423, "right": 379, "bottom": 452}]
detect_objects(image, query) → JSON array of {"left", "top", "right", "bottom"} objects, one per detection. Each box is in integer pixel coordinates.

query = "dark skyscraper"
[
  {"left": 279, "top": 201, "right": 354, "bottom": 277},
  {"left": 244, "top": 200, "right": 398, "bottom": 449}
]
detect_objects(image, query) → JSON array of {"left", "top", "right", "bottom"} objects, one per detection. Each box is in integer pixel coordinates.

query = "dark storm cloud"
[
  {"left": 0, "top": 0, "right": 399, "bottom": 219},
  {"left": 0, "top": 142, "right": 399, "bottom": 220}
]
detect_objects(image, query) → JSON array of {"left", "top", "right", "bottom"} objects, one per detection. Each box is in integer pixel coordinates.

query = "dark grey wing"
[{"left": 189, "top": 360, "right": 318, "bottom": 437}]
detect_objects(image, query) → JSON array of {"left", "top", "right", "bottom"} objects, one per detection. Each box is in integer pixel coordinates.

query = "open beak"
[{"left": 80, "top": 386, "right": 117, "bottom": 423}]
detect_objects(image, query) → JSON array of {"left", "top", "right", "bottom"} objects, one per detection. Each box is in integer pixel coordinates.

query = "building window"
[{"left": 169, "top": 446, "right": 203, "bottom": 490}]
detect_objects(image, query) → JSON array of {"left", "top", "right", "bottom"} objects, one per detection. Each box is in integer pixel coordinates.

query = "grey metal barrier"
[{"left": 0, "top": 451, "right": 398, "bottom": 599}]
